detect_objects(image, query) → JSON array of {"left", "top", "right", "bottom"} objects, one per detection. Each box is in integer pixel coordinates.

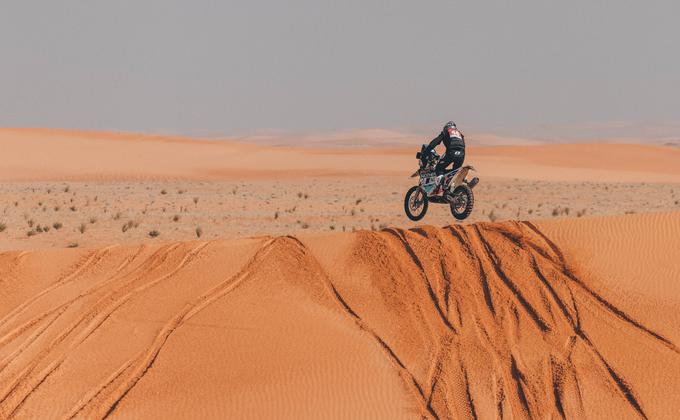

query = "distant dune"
[
  {"left": 1, "top": 213, "right": 679, "bottom": 418},
  {"left": 2, "top": 128, "right": 680, "bottom": 182}
]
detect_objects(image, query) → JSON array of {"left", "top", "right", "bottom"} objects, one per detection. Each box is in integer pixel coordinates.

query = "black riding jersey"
[{"left": 425, "top": 127, "right": 465, "bottom": 155}]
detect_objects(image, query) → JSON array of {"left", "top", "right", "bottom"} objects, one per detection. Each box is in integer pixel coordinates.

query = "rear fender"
[{"left": 451, "top": 165, "right": 475, "bottom": 188}]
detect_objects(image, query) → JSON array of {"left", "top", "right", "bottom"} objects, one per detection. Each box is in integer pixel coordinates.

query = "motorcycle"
[{"left": 404, "top": 144, "right": 479, "bottom": 221}]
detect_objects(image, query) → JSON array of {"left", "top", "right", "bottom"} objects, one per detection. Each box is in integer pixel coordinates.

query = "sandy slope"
[
  {"left": 2, "top": 128, "right": 680, "bottom": 182},
  {"left": 1, "top": 213, "right": 678, "bottom": 418}
]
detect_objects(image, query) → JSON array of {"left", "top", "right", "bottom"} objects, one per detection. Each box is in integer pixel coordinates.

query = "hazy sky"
[{"left": 1, "top": 1, "right": 679, "bottom": 136}]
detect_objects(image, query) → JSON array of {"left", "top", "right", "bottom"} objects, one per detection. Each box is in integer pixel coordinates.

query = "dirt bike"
[{"left": 404, "top": 144, "right": 479, "bottom": 221}]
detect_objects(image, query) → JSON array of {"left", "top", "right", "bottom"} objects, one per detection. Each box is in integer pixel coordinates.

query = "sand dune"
[
  {"left": 1, "top": 212, "right": 678, "bottom": 418},
  {"left": 2, "top": 128, "right": 680, "bottom": 182}
]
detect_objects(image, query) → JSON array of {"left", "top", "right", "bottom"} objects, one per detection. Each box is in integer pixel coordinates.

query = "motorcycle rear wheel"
[
  {"left": 404, "top": 186, "right": 428, "bottom": 221},
  {"left": 449, "top": 184, "right": 474, "bottom": 220}
]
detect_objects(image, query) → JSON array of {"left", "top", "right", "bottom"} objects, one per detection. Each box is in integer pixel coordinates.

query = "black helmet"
[{"left": 444, "top": 121, "right": 456, "bottom": 130}]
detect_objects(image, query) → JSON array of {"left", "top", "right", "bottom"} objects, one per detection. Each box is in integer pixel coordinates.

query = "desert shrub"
[
  {"left": 488, "top": 209, "right": 498, "bottom": 222},
  {"left": 148, "top": 230, "right": 160, "bottom": 238},
  {"left": 89, "top": 217, "right": 97, "bottom": 224},
  {"left": 161, "top": 189, "right": 167, "bottom": 195},
  {"left": 122, "top": 220, "right": 137, "bottom": 233},
  {"left": 172, "top": 214, "right": 180, "bottom": 222},
  {"left": 193, "top": 197, "right": 199, "bottom": 205},
  {"left": 274, "top": 211, "right": 279, "bottom": 220},
  {"left": 301, "top": 222, "right": 310, "bottom": 229},
  {"left": 70, "top": 206, "right": 77, "bottom": 212},
  {"left": 27, "top": 230, "right": 37, "bottom": 237},
  {"left": 195, "top": 226, "right": 203, "bottom": 238},
  {"left": 79, "top": 223, "right": 87, "bottom": 234},
  {"left": 53, "top": 222, "right": 63, "bottom": 230},
  {"left": 113, "top": 212, "right": 122, "bottom": 220},
  {"left": 67, "top": 242, "right": 79, "bottom": 248},
  {"left": 0, "top": 223, "right": 6, "bottom": 232}
]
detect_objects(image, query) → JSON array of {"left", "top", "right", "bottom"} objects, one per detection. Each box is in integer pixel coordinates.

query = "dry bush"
[
  {"left": 27, "top": 230, "right": 37, "bottom": 237},
  {"left": 193, "top": 197, "right": 199, "bottom": 205},
  {"left": 67, "top": 242, "right": 79, "bottom": 248},
  {"left": 89, "top": 217, "right": 97, "bottom": 224},
  {"left": 79, "top": 223, "right": 87, "bottom": 234},
  {"left": 148, "top": 230, "right": 160, "bottom": 238},
  {"left": 113, "top": 212, "right": 122, "bottom": 220},
  {"left": 576, "top": 209, "right": 587, "bottom": 217},
  {"left": 195, "top": 226, "right": 203, "bottom": 238},
  {"left": 301, "top": 222, "right": 310, "bottom": 229},
  {"left": 488, "top": 209, "right": 498, "bottom": 222},
  {"left": 121, "top": 220, "right": 138, "bottom": 233},
  {"left": 27, "top": 219, "right": 35, "bottom": 227},
  {"left": 0, "top": 223, "right": 6, "bottom": 232},
  {"left": 70, "top": 206, "right": 77, "bottom": 212},
  {"left": 355, "top": 199, "right": 362, "bottom": 205},
  {"left": 53, "top": 222, "right": 63, "bottom": 230},
  {"left": 172, "top": 214, "right": 181, "bottom": 222},
  {"left": 161, "top": 189, "right": 167, "bottom": 195},
  {"left": 274, "top": 211, "right": 279, "bottom": 220}
]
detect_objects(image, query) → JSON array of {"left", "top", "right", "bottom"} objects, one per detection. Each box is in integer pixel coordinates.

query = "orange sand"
[
  {"left": 1, "top": 212, "right": 679, "bottom": 418},
  {"left": 2, "top": 128, "right": 680, "bottom": 182}
]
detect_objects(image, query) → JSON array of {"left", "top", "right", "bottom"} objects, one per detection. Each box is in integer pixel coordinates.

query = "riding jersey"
[{"left": 425, "top": 126, "right": 465, "bottom": 156}]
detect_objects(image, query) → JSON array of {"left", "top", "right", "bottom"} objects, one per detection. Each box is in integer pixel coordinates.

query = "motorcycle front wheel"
[{"left": 404, "top": 186, "right": 428, "bottom": 221}]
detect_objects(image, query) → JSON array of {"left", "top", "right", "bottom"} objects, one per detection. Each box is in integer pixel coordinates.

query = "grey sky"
[{"left": 1, "top": 1, "right": 679, "bottom": 137}]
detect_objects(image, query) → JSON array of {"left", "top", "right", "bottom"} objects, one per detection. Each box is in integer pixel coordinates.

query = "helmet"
[{"left": 444, "top": 121, "right": 456, "bottom": 130}]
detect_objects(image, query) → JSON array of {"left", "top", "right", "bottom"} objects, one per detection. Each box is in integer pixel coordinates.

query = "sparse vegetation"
[
  {"left": 301, "top": 222, "right": 310, "bottom": 229},
  {"left": 193, "top": 197, "right": 199, "bottom": 205},
  {"left": 79, "top": 223, "right": 87, "bottom": 234},
  {"left": 53, "top": 222, "right": 63, "bottom": 230},
  {"left": 27, "top": 230, "right": 37, "bottom": 237},
  {"left": 172, "top": 214, "right": 180, "bottom": 222},
  {"left": 67, "top": 242, "right": 79, "bottom": 248},
  {"left": 488, "top": 209, "right": 498, "bottom": 222},
  {"left": 161, "top": 189, "right": 167, "bottom": 195},
  {"left": 89, "top": 217, "right": 97, "bottom": 224},
  {"left": 148, "top": 230, "right": 160, "bottom": 238},
  {"left": 122, "top": 220, "right": 139, "bottom": 233},
  {"left": 0, "top": 223, "right": 6, "bottom": 232},
  {"left": 195, "top": 226, "right": 203, "bottom": 238}
]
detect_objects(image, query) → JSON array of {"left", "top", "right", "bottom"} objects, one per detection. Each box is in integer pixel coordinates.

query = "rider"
[{"left": 424, "top": 121, "right": 465, "bottom": 192}]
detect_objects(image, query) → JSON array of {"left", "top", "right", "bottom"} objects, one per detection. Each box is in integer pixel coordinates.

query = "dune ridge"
[{"left": 1, "top": 213, "right": 679, "bottom": 418}]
